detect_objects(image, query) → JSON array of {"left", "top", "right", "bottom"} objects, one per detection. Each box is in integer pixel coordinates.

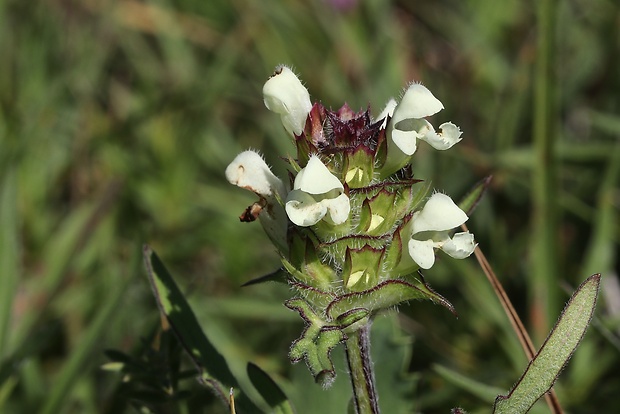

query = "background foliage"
[{"left": 0, "top": 0, "right": 618, "bottom": 412}]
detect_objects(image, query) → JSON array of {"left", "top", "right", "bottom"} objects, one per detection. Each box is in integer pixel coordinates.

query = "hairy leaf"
[{"left": 493, "top": 274, "right": 600, "bottom": 414}]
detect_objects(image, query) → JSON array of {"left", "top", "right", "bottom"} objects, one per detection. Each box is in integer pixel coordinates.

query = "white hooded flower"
[
  {"left": 263, "top": 66, "right": 312, "bottom": 136},
  {"left": 226, "top": 150, "right": 288, "bottom": 250},
  {"left": 285, "top": 156, "right": 350, "bottom": 227},
  {"left": 226, "top": 150, "right": 285, "bottom": 197},
  {"left": 390, "top": 83, "right": 462, "bottom": 154},
  {"left": 380, "top": 84, "right": 462, "bottom": 177},
  {"left": 407, "top": 193, "right": 475, "bottom": 269}
]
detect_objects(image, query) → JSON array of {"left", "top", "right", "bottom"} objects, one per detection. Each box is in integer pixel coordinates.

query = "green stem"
[{"left": 345, "top": 323, "right": 380, "bottom": 414}]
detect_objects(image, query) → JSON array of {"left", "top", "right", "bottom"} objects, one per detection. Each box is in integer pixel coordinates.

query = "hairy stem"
[{"left": 345, "top": 323, "right": 380, "bottom": 414}]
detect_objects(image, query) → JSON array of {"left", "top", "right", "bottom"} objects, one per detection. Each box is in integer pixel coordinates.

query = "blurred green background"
[{"left": 1, "top": 0, "right": 618, "bottom": 412}]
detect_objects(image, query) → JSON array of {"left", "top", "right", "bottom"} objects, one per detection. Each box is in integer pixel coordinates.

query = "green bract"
[{"left": 226, "top": 66, "right": 475, "bottom": 384}]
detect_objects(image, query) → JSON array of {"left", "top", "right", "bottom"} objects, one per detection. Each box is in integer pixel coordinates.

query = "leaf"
[
  {"left": 493, "top": 274, "right": 601, "bottom": 414},
  {"left": 241, "top": 267, "right": 289, "bottom": 287},
  {"left": 143, "top": 245, "right": 262, "bottom": 413},
  {"left": 458, "top": 175, "right": 492, "bottom": 216},
  {"left": 433, "top": 364, "right": 504, "bottom": 403},
  {"left": 247, "top": 363, "right": 296, "bottom": 414}
]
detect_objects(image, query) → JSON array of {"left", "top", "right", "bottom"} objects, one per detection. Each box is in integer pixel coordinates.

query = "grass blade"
[{"left": 0, "top": 169, "right": 19, "bottom": 359}]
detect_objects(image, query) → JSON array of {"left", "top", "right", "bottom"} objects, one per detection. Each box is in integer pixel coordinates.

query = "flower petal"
[
  {"left": 411, "top": 193, "right": 468, "bottom": 234},
  {"left": 294, "top": 156, "right": 343, "bottom": 194},
  {"left": 420, "top": 122, "right": 463, "bottom": 150},
  {"left": 407, "top": 238, "right": 437, "bottom": 269},
  {"left": 390, "top": 118, "right": 433, "bottom": 156},
  {"left": 441, "top": 232, "right": 476, "bottom": 259},
  {"left": 377, "top": 98, "right": 397, "bottom": 128},
  {"left": 263, "top": 66, "right": 312, "bottom": 136},
  {"left": 285, "top": 189, "right": 327, "bottom": 226},
  {"left": 225, "top": 150, "right": 284, "bottom": 197},
  {"left": 391, "top": 83, "right": 444, "bottom": 125},
  {"left": 323, "top": 193, "right": 351, "bottom": 225}
]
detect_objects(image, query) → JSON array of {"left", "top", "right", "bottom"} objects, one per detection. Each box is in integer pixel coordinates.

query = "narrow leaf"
[
  {"left": 493, "top": 274, "right": 601, "bottom": 414},
  {"left": 144, "top": 245, "right": 266, "bottom": 414},
  {"left": 433, "top": 364, "right": 504, "bottom": 403},
  {"left": 247, "top": 363, "right": 296, "bottom": 414},
  {"left": 458, "top": 175, "right": 492, "bottom": 216},
  {"left": 241, "top": 267, "right": 288, "bottom": 287}
]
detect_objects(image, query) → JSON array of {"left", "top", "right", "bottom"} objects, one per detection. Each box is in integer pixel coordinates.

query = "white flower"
[
  {"left": 407, "top": 193, "right": 475, "bottom": 269},
  {"left": 390, "top": 83, "right": 462, "bottom": 154},
  {"left": 285, "top": 156, "right": 350, "bottom": 226},
  {"left": 263, "top": 66, "right": 312, "bottom": 136},
  {"left": 380, "top": 84, "right": 462, "bottom": 177},
  {"left": 226, "top": 150, "right": 285, "bottom": 197},
  {"left": 226, "top": 150, "right": 288, "bottom": 250}
]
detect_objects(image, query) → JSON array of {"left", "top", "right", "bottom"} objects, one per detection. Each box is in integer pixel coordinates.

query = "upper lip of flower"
[
  {"left": 225, "top": 150, "right": 285, "bottom": 198},
  {"left": 263, "top": 65, "right": 313, "bottom": 136}
]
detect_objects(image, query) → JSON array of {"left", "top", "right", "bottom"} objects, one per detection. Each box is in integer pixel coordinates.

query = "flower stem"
[{"left": 345, "top": 323, "right": 380, "bottom": 414}]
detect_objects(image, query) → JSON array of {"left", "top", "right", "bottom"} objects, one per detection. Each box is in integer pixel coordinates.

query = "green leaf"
[
  {"left": 247, "top": 363, "right": 296, "bottom": 414},
  {"left": 241, "top": 267, "right": 289, "bottom": 287},
  {"left": 143, "top": 245, "right": 262, "bottom": 413},
  {"left": 433, "top": 364, "right": 504, "bottom": 403},
  {"left": 458, "top": 175, "right": 492, "bottom": 216},
  {"left": 493, "top": 274, "right": 601, "bottom": 414}
]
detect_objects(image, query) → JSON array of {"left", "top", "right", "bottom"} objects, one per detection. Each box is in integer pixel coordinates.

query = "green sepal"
[
  {"left": 326, "top": 277, "right": 455, "bottom": 320},
  {"left": 362, "top": 183, "right": 423, "bottom": 236},
  {"left": 335, "top": 308, "right": 370, "bottom": 333},
  {"left": 285, "top": 298, "right": 346, "bottom": 387},
  {"left": 289, "top": 281, "right": 335, "bottom": 310},
  {"left": 282, "top": 232, "right": 335, "bottom": 291},
  {"left": 356, "top": 199, "right": 373, "bottom": 234},
  {"left": 380, "top": 227, "right": 403, "bottom": 273},
  {"left": 342, "top": 146, "right": 375, "bottom": 188},
  {"left": 320, "top": 235, "right": 388, "bottom": 268},
  {"left": 342, "top": 246, "right": 383, "bottom": 291}
]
